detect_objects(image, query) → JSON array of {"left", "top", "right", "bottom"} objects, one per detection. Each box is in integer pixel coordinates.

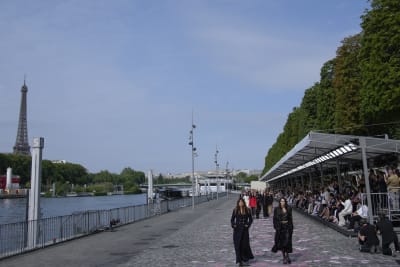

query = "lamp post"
[
  {"left": 188, "top": 117, "right": 196, "bottom": 209},
  {"left": 226, "top": 161, "right": 229, "bottom": 197},
  {"left": 214, "top": 146, "right": 219, "bottom": 200}
]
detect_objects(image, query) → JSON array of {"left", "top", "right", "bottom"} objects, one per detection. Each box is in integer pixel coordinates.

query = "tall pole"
[
  {"left": 215, "top": 146, "right": 219, "bottom": 200},
  {"left": 148, "top": 170, "right": 153, "bottom": 204},
  {"left": 226, "top": 161, "right": 229, "bottom": 197},
  {"left": 188, "top": 114, "right": 196, "bottom": 209},
  {"left": 360, "top": 137, "right": 373, "bottom": 224}
]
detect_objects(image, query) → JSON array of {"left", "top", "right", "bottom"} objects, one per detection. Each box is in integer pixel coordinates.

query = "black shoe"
[
  {"left": 287, "top": 255, "right": 291, "bottom": 264},
  {"left": 283, "top": 257, "right": 288, "bottom": 264}
]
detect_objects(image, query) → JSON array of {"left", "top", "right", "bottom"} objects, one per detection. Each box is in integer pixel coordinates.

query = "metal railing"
[
  {"left": 360, "top": 188, "right": 400, "bottom": 222},
  {"left": 0, "top": 193, "right": 225, "bottom": 259}
]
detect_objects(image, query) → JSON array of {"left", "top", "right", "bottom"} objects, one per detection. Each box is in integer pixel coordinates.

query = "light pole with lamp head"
[
  {"left": 214, "top": 146, "right": 219, "bottom": 200},
  {"left": 225, "top": 161, "right": 229, "bottom": 197},
  {"left": 188, "top": 118, "right": 196, "bottom": 209}
]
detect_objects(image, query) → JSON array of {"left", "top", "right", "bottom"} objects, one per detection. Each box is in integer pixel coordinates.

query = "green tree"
[
  {"left": 299, "top": 84, "right": 318, "bottom": 134},
  {"left": 235, "top": 172, "right": 248, "bottom": 183},
  {"left": 359, "top": 0, "right": 400, "bottom": 138},
  {"left": 155, "top": 174, "right": 165, "bottom": 184},
  {"left": 333, "top": 34, "right": 363, "bottom": 134},
  {"left": 244, "top": 174, "right": 259, "bottom": 184},
  {"left": 316, "top": 60, "right": 336, "bottom": 132},
  {"left": 93, "top": 170, "right": 114, "bottom": 183},
  {"left": 120, "top": 167, "right": 145, "bottom": 187}
]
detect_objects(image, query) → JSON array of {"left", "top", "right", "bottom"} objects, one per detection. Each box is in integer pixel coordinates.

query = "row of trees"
[
  {"left": 263, "top": 0, "right": 400, "bottom": 175},
  {"left": 0, "top": 153, "right": 145, "bottom": 195},
  {"left": 0, "top": 153, "right": 260, "bottom": 193}
]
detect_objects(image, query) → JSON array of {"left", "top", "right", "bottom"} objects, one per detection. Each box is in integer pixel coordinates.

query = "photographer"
[
  {"left": 376, "top": 213, "right": 400, "bottom": 256},
  {"left": 358, "top": 218, "right": 379, "bottom": 253}
]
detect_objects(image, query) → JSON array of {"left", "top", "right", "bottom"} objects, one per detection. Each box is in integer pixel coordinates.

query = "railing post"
[{"left": 86, "top": 211, "right": 90, "bottom": 234}]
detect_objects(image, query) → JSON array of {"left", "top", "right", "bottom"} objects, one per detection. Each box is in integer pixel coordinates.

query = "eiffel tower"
[{"left": 13, "top": 79, "right": 31, "bottom": 155}]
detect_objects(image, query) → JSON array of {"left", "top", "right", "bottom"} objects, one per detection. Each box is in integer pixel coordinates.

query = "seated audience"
[
  {"left": 348, "top": 203, "right": 368, "bottom": 230},
  {"left": 338, "top": 195, "right": 353, "bottom": 227}
]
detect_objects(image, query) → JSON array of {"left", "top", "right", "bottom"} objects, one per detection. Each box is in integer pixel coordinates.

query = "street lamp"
[
  {"left": 214, "top": 146, "right": 219, "bottom": 200},
  {"left": 226, "top": 161, "right": 229, "bottom": 197},
  {"left": 188, "top": 117, "right": 196, "bottom": 209}
]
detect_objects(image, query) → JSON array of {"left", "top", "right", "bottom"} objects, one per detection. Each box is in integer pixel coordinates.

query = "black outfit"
[
  {"left": 376, "top": 217, "right": 400, "bottom": 255},
  {"left": 231, "top": 207, "right": 254, "bottom": 264},
  {"left": 255, "top": 193, "right": 262, "bottom": 219},
  {"left": 348, "top": 214, "right": 362, "bottom": 230},
  {"left": 265, "top": 195, "right": 274, "bottom": 217},
  {"left": 378, "top": 178, "right": 388, "bottom": 208},
  {"left": 359, "top": 223, "right": 379, "bottom": 252},
  {"left": 272, "top": 206, "right": 293, "bottom": 254},
  {"left": 262, "top": 194, "right": 268, "bottom": 217}
]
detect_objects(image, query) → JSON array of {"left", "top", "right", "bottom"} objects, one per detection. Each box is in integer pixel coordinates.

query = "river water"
[{"left": 0, "top": 194, "right": 147, "bottom": 225}]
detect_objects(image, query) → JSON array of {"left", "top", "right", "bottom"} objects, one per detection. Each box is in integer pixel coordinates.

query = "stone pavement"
[{"left": 2, "top": 195, "right": 400, "bottom": 267}]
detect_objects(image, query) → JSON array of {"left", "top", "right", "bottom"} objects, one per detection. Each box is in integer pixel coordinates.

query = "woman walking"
[
  {"left": 249, "top": 192, "right": 257, "bottom": 217},
  {"left": 272, "top": 198, "right": 294, "bottom": 264},
  {"left": 231, "top": 198, "right": 254, "bottom": 266}
]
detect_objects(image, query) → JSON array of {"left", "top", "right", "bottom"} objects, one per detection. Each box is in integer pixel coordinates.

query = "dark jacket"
[
  {"left": 231, "top": 207, "right": 253, "bottom": 228},
  {"left": 265, "top": 195, "right": 274, "bottom": 205},
  {"left": 376, "top": 218, "right": 395, "bottom": 245},
  {"left": 272, "top": 206, "right": 294, "bottom": 253},
  {"left": 273, "top": 206, "right": 293, "bottom": 231},
  {"left": 359, "top": 223, "right": 379, "bottom": 247},
  {"left": 231, "top": 208, "right": 254, "bottom": 263}
]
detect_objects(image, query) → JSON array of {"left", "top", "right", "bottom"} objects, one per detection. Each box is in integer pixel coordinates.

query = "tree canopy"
[
  {"left": 263, "top": 0, "right": 400, "bottom": 175},
  {"left": 0, "top": 153, "right": 145, "bottom": 195}
]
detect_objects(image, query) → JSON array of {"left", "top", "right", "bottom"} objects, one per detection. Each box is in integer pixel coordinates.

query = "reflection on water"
[
  {"left": 0, "top": 198, "right": 27, "bottom": 225},
  {"left": 0, "top": 194, "right": 147, "bottom": 225}
]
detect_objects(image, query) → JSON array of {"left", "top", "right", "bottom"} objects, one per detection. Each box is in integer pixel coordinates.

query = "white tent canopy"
[{"left": 261, "top": 131, "right": 400, "bottom": 183}]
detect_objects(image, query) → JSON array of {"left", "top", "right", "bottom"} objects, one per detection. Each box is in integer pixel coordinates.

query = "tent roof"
[{"left": 261, "top": 132, "right": 400, "bottom": 182}]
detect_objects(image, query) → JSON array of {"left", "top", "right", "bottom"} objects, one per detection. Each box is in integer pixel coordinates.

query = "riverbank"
[{"left": 0, "top": 194, "right": 25, "bottom": 199}]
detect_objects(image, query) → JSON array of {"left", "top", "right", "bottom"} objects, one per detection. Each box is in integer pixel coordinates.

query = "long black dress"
[
  {"left": 272, "top": 206, "right": 293, "bottom": 253},
  {"left": 231, "top": 207, "right": 254, "bottom": 264}
]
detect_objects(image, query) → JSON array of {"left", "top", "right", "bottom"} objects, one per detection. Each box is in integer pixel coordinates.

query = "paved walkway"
[{"left": 2, "top": 195, "right": 400, "bottom": 266}]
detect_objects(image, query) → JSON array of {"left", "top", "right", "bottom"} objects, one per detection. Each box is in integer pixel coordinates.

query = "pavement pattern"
[{"left": 2, "top": 195, "right": 400, "bottom": 267}]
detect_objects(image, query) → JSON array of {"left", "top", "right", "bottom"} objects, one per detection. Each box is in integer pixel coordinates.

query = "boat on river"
[{"left": 0, "top": 189, "right": 27, "bottom": 199}]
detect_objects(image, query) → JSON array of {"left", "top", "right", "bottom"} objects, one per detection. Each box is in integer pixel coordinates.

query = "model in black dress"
[
  {"left": 272, "top": 197, "right": 293, "bottom": 264},
  {"left": 231, "top": 198, "right": 254, "bottom": 266}
]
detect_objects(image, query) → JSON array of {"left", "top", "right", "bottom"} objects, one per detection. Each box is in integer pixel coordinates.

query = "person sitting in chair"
[{"left": 348, "top": 204, "right": 368, "bottom": 230}]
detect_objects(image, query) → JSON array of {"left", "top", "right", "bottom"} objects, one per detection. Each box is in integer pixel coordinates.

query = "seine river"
[{"left": 0, "top": 194, "right": 147, "bottom": 225}]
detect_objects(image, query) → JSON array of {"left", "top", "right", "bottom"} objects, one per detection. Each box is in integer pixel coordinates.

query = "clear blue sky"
[{"left": 0, "top": 0, "right": 370, "bottom": 175}]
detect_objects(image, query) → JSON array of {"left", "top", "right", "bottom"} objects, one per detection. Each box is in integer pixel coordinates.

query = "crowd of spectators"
[
  {"left": 284, "top": 167, "right": 399, "bottom": 230},
  {"left": 272, "top": 166, "right": 400, "bottom": 256}
]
